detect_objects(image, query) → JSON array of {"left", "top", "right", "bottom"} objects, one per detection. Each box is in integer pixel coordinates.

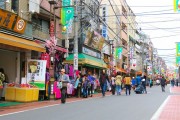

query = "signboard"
[
  {"left": 176, "top": 43, "right": 180, "bottom": 56},
  {"left": 62, "top": 0, "right": 71, "bottom": 6},
  {"left": 84, "top": 31, "right": 105, "bottom": 51},
  {"left": 74, "top": 53, "right": 78, "bottom": 70},
  {"left": 82, "top": 47, "right": 101, "bottom": 59},
  {"left": 102, "top": 5, "right": 108, "bottom": 39},
  {"left": 0, "top": 9, "right": 27, "bottom": 34},
  {"left": 27, "top": 60, "right": 47, "bottom": 90}
]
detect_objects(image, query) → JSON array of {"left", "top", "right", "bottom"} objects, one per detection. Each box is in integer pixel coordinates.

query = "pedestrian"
[
  {"left": 160, "top": 76, "right": 166, "bottom": 92},
  {"left": 171, "top": 78, "right": 175, "bottom": 87},
  {"left": 175, "top": 78, "right": 179, "bottom": 87},
  {"left": 99, "top": 70, "right": 109, "bottom": 97},
  {"left": 87, "top": 72, "right": 95, "bottom": 97},
  {"left": 82, "top": 74, "right": 89, "bottom": 98},
  {"left": 136, "top": 75, "right": 141, "bottom": 87},
  {"left": 149, "top": 78, "right": 153, "bottom": 88},
  {"left": 110, "top": 74, "right": 116, "bottom": 95},
  {"left": 131, "top": 77, "right": 136, "bottom": 90},
  {"left": 115, "top": 72, "right": 122, "bottom": 95},
  {"left": 74, "top": 73, "right": 82, "bottom": 98},
  {"left": 124, "top": 74, "right": 131, "bottom": 96},
  {"left": 141, "top": 76, "right": 147, "bottom": 94}
]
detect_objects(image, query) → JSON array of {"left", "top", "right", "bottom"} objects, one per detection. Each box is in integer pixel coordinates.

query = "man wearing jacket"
[{"left": 99, "top": 70, "right": 109, "bottom": 97}]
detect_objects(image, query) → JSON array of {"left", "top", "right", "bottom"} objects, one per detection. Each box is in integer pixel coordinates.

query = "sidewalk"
[
  {"left": 0, "top": 92, "right": 111, "bottom": 116},
  {"left": 151, "top": 86, "right": 180, "bottom": 120}
]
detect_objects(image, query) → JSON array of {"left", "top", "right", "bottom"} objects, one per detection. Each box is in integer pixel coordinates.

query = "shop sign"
[
  {"left": 84, "top": 31, "right": 105, "bottom": 51},
  {"left": 27, "top": 60, "right": 47, "bottom": 90},
  {"left": 115, "top": 47, "right": 123, "bottom": 59},
  {"left": 82, "top": 47, "right": 101, "bottom": 59},
  {"left": 0, "top": 9, "right": 27, "bottom": 34},
  {"left": 74, "top": 53, "right": 78, "bottom": 70}
]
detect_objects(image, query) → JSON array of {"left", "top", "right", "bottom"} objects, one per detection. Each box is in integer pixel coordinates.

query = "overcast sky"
[{"left": 126, "top": 0, "right": 180, "bottom": 67}]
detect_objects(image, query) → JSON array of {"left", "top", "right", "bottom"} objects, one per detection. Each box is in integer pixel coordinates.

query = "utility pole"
[{"left": 73, "top": 0, "right": 79, "bottom": 72}]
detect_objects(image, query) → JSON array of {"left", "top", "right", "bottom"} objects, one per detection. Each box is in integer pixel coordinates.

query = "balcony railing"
[{"left": 32, "top": 23, "right": 50, "bottom": 41}]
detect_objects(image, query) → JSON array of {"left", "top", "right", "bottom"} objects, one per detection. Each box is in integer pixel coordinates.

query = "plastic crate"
[
  {"left": 32, "top": 88, "right": 39, "bottom": 101},
  {"left": 5, "top": 87, "right": 16, "bottom": 101},
  {"left": 15, "top": 88, "right": 33, "bottom": 102}
]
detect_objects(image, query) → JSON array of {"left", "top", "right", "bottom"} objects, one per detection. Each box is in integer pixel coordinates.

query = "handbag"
[{"left": 57, "top": 81, "right": 62, "bottom": 89}]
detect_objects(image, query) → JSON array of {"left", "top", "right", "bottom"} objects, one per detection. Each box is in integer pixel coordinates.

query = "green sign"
[
  {"left": 176, "top": 56, "right": 180, "bottom": 66},
  {"left": 174, "top": 0, "right": 180, "bottom": 12},
  {"left": 115, "top": 47, "right": 123, "bottom": 59},
  {"left": 61, "top": 7, "right": 74, "bottom": 26},
  {"left": 62, "top": 0, "right": 71, "bottom": 6},
  {"left": 176, "top": 43, "right": 180, "bottom": 56}
]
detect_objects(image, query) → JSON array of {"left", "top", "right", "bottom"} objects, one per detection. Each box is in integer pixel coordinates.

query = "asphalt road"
[{"left": 0, "top": 85, "right": 171, "bottom": 120}]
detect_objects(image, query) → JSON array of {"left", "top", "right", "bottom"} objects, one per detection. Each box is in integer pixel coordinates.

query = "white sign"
[
  {"left": 27, "top": 60, "right": 47, "bottom": 90},
  {"left": 74, "top": 54, "right": 78, "bottom": 70}
]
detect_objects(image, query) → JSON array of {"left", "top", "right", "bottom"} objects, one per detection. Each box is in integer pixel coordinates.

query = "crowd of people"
[{"left": 54, "top": 69, "right": 170, "bottom": 99}]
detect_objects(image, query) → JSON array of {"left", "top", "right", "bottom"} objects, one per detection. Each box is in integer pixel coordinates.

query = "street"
[{"left": 0, "top": 85, "right": 171, "bottom": 120}]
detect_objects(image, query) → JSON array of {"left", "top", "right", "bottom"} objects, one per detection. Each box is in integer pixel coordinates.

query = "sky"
[{"left": 126, "top": 0, "right": 180, "bottom": 67}]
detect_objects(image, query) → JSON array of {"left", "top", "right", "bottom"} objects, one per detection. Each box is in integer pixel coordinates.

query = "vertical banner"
[
  {"left": 176, "top": 43, "right": 180, "bottom": 56},
  {"left": 115, "top": 47, "right": 123, "bottom": 59},
  {"left": 174, "top": 0, "right": 180, "bottom": 12},
  {"left": 27, "top": 60, "right": 47, "bottom": 90}
]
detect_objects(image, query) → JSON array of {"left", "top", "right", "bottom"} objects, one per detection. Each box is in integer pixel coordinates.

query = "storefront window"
[
  {"left": 0, "top": 0, "right": 5, "bottom": 9},
  {"left": 12, "top": 0, "right": 18, "bottom": 13}
]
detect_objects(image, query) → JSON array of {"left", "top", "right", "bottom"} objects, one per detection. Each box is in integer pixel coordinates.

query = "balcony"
[
  {"left": 121, "top": 14, "right": 128, "bottom": 24},
  {"left": 121, "top": 30, "right": 128, "bottom": 41},
  {"left": 32, "top": 23, "right": 50, "bottom": 41}
]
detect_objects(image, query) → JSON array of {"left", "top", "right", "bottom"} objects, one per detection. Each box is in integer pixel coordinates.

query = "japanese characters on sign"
[{"left": 0, "top": 9, "right": 27, "bottom": 34}]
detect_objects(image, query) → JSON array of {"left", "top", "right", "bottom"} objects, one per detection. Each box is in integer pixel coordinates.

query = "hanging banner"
[
  {"left": 60, "top": 7, "right": 74, "bottom": 26},
  {"left": 62, "top": 0, "right": 71, "bottom": 6},
  {"left": 174, "top": 0, "right": 180, "bottom": 12},
  {"left": 115, "top": 47, "right": 123, "bottom": 59},
  {"left": 27, "top": 60, "right": 47, "bottom": 90},
  {"left": 176, "top": 43, "right": 180, "bottom": 56},
  {"left": 176, "top": 56, "right": 180, "bottom": 66}
]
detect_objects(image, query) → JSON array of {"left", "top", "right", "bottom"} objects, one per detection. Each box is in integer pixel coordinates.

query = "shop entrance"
[{"left": 0, "top": 49, "right": 18, "bottom": 83}]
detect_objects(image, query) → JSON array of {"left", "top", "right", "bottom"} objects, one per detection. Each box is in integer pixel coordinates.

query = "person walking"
[
  {"left": 131, "top": 77, "right": 136, "bottom": 90},
  {"left": 141, "top": 76, "right": 147, "bottom": 94},
  {"left": 160, "top": 76, "right": 166, "bottom": 92},
  {"left": 124, "top": 74, "right": 131, "bottom": 96},
  {"left": 87, "top": 72, "right": 95, "bottom": 97},
  {"left": 149, "top": 78, "right": 153, "bottom": 88},
  {"left": 115, "top": 72, "right": 122, "bottom": 95},
  {"left": 99, "top": 70, "right": 109, "bottom": 97},
  {"left": 110, "top": 74, "right": 116, "bottom": 95}
]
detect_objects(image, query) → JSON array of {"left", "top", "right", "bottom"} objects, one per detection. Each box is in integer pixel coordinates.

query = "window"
[
  {"left": 0, "top": 0, "right": 5, "bottom": 9},
  {"left": 12, "top": 0, "right": 18, "bottom": 13}
]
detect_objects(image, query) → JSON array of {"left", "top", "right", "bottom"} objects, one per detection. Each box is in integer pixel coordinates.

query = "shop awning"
[
  {"left": 64, "top": 53, "right": 107, "bottom": 68},
  {"left": 0, "top": 33, "right": 45, "bottom": 52},
  {"left": 117, "top": 68, "right": 127, "bottom": 73}
]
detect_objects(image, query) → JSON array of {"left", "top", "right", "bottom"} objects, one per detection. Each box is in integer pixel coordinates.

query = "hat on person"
[{"left": 60, "top": 69, "right": 65, "bottom": 73}]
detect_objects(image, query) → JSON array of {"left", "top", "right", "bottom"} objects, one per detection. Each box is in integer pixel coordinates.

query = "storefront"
[{"left": 64, "top": 53, "right": 107, "bottom": 78}]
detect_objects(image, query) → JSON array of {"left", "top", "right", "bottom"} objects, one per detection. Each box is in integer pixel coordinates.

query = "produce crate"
[
  {"left": 32, "top": 88, "right": 39, "bottom": 101},
  {"left": 5, "top": 87, "right": 16, "bottom": 101},
  {"left": 15, "top": 88, "right": 33, "bottom": 102}
]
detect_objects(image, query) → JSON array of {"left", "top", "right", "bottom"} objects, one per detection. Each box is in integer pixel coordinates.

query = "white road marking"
[
  {"left": 0, "top": 94, "right": 111, "bottom": 117},
  {"left": 150, "top": 96, "right": 170, "bottom": 120}
]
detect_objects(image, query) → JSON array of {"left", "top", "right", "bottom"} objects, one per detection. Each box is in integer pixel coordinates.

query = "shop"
[
  {"left": 64, "top": 53, "right": 107, "bottom": 75},
  {"left": 0, "top": 33, "right": 45, "bottom": 101}
]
